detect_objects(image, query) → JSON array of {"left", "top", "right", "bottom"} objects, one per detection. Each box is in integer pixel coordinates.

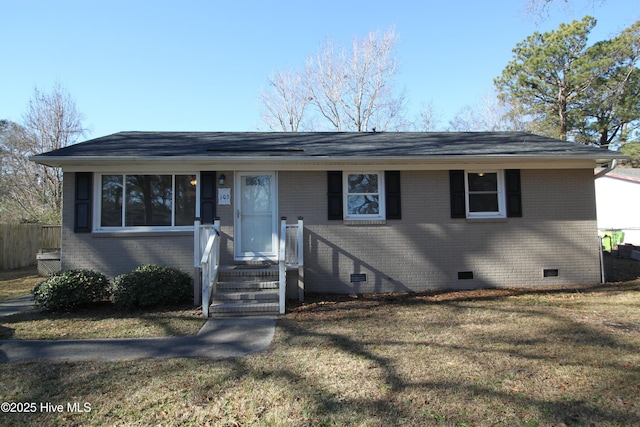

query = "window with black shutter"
[
  {"left": 327, "top": 171, "right": 401, "bottom": 221},
  {"left": 450, "top": 169, "right": 522, "bottom": 219}
]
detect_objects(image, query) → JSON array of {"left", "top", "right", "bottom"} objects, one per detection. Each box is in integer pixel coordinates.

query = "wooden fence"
[{"left": 0, "top": 224, "right": 61, "bottom": 270}]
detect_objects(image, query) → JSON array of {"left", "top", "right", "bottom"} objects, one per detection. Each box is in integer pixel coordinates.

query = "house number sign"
[{"left": 218, "top": 188, "right": 231, "bottom": 205}]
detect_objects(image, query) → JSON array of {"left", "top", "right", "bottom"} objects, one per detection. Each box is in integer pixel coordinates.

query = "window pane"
[
  {"left": 347, "top": 195, "right": 380, "bottom": 215},
  {"left": 101, "top": 175, "right": 123, "bottom": 226},
  {"left": 243, "top": 175, "right": 272, "bottom": 213},
  {"left": 125, "top": 175, "right": 172, "bottom": 226},
  {"left": 348, "top": 174, "right": 378, "bottom": 193},
  {"left": 468, "top": 173, "right": 497, "bottom": 192},
  {"left": 175, "top": 175, "right": 197, "bottom": 226},
  {"left": 469, "top": 194, "right": 499, "bottom": 212}
]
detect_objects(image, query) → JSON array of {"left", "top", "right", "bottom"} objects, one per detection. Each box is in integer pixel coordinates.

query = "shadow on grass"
[
  {"left": 277, "top": 283, "right": 640, "bottom": 425},
  {"left": 1, "top": 305, "right": 639, "bottom": 426},
  {"left": 1, "top": 282, "right": 639, "bottom": 425},
  {"left": 0, "top": 324, "right": 14, "bottom": 339},
  {"left": 0, "top": 302, "right": 204, "bottom": 339},
  {"left": 275, "top": 307, "right": 640, "bottom": 425}
]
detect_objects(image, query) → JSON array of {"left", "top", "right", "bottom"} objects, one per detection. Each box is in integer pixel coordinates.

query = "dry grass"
[
  {"left": 1, "top": 280, "right": 639, "bottom": 426},
  {"left": 0, "top": 304, "right": 205, "bottom": 339},
  {"left": 0, "top": 267, "right": 42, "bottom": 302},
  {"left": 0, "top": 266, "right": 205, "bottom": 339}
]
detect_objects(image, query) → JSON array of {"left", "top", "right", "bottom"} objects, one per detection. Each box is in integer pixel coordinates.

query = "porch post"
[
  {"left": 193, "top": 218, "right": 202, "bottom": 306},
  {"left": 297, "top": 216, "right": 304, "bottom": 302},
  {"left": 279, "top": 217, "right": 287, "bottom": 314}
]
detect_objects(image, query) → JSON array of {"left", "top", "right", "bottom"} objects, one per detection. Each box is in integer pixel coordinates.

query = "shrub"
[
  {"left": 111, "top": 264, "right": 192, "bottom": 310},
  {"left": 33, "top": 269, "right": 110, "bottom": 312}
]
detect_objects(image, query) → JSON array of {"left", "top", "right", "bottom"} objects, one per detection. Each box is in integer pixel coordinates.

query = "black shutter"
[
  {"left": 385, "top": 171, "right": 401, "bottom": 220},
  {"left": 327, "top": 171, "right": 343, "bottom": 220},
  {"left": 505, "top": 169, "right": 522, "bottom": 218},
  {"left": 74, "top": 172, "right": 92, "bottom": 232},
  {"left": 200, "top": 171, "right": 216, "bottom": 223},
  {"left": 450, "top": 170, "right": 466, "bottom": 219}
]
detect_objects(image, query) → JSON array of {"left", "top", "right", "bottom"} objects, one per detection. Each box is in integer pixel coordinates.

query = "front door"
[{"left": 236, "top": 172, "right": 278, "bottom": 260}]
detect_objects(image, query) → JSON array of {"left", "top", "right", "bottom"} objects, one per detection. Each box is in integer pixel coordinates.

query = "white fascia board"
[{"left": 39, "top": 154, "right": 615, "bottom": 172}]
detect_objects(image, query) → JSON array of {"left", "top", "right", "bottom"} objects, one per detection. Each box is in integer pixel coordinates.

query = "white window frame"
[
  {"left": 465, "top": 170, "right": 506, "bottom": 219},
  {"left": 343, "top": 171, "right": 386, "bottom": 220},
  {"left": 94, "top": 172, "right": 198, "bottom": 232}
]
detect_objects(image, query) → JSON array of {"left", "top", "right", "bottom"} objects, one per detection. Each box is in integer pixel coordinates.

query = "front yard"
[{"left": 0, "top": 267, "right": 639, "bottom": 425}]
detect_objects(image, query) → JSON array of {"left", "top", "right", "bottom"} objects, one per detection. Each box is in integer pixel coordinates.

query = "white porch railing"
[
  {"left": 284, "top": 217, "right": 304, "bottom": 268},
  {"left": 194, "top": 219, "right": 221, "bottom": 318},
  {"left": 279, "top": 216, "right": 305, "bottom": 313},
  {"left": 195, "top": 217, "right": 302, "bottom": 317}
]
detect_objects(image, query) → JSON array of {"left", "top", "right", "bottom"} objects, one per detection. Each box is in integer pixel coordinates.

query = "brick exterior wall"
[
  {"left": 62, "top": 168, "right": 600, "bottom": 292},
  {"left": 279, "top": 169, "right": 600, "bottom": 293},
  {"left": 61, "top": 172, "right": 194, "bottom": 278}
]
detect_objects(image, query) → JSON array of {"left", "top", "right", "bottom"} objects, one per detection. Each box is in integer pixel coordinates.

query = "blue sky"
[{"left": 1, "top": 0, "right": 638, "bottom": 140}]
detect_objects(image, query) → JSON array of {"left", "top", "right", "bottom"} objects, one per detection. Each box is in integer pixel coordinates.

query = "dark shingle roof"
[{"left": 31, "top": 131, "right": 623, "bottom": 165}]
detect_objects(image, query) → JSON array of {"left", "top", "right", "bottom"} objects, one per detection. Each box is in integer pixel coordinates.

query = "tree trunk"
[{"left": 558, "top": 88, "right": 567, "bottom": 140}]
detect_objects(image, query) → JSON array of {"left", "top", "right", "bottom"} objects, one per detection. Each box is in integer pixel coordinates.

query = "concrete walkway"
[
  {"left": 0, "top": 295, "right": 35, "bottom": 318},
  {"left": 0, "top": 296, "right": 276, "bottom": 363}
]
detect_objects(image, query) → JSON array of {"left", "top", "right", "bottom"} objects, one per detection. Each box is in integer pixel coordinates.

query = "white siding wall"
[{"left": 595, "top": 174, "right": 640, "bottom": 245}]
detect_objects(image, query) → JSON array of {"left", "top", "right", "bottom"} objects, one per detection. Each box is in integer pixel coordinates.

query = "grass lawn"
[
  {"left": 0, "top": 266, "right": 205, "bottom": 339},
  {"left": 1, "top": 273, "right": 639, "bottom": 426},
  {"left": 0, "top": 266, "right": 42, "bottom": 302}
]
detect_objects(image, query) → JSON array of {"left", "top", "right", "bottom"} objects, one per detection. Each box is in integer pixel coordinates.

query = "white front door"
[{"left": 236, "top": 172, "right": 278, "bottom": 260}]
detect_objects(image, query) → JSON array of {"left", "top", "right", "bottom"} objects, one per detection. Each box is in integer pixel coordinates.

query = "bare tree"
[
  {"left": 525, "top": 0, "right": 606, "bottom": 20},
  {"left": 259, "top": 69, "right": 310, "bottom": 131},
  {"left": 306, "top": 28, "right": 405, "bottom": 131},
  {"left": 414, "top": 101, "right": 443, "bottom": 131},
  {"left": 260, "top": 28, "right": 405, "bottom": 132},
  {"left": 448, "top": 91, "right": 531, "bottom": 132},
  {"left": 0, "top": 83, "right": 87, "bottom": 223}
]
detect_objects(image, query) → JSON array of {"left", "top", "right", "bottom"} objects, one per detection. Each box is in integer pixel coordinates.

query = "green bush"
[
  {"left": 111, "top": 264, "right": 192, "bottom": 310},
  {"left": 33, "top": 269, "right": 110, "bottom": 312}
]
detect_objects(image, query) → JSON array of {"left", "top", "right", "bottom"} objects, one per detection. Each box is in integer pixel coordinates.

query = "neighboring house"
[
  {"left": 595, "top": 167, "right": 640, "bottom": 245},
  {"left": 31, "top": 132, "right": 623, "bottom": 299}
]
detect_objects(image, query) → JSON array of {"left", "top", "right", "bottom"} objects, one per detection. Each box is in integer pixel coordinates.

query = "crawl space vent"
[{"left": 350, "top": 273, "right": 367, "bottom": 283}]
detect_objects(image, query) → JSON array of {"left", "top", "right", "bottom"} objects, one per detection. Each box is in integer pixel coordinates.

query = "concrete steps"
[{"left": 209, "top": 265, "right": 280, "bottom": 317}]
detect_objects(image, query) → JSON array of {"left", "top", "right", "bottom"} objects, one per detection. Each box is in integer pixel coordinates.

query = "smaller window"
[
  {"left": 465, "top": 171, "right": 506, "bottom": 218},
  {"left": 344, "top": 172, "right": 385, "bottom": 220}
]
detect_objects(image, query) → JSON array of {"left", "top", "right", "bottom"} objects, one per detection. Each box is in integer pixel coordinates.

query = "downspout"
[
  {"left": 595, "top": 159, "right": 618, "bottom": 179},
  {"left": 595, "top": 159, "right": 618, "bottom": 283}
]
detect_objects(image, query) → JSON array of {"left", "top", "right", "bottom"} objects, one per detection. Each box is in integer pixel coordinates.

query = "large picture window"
[
  {"left": 344, "top": 172, "right": 385, "bottom": 220},
  {"left": 99, "top": 174, "right": 196, "bottom": 229}
]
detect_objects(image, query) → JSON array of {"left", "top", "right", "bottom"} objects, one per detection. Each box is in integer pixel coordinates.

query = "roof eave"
[{"left": 30, "top": 152, "right": 627, "bottom": 169}]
